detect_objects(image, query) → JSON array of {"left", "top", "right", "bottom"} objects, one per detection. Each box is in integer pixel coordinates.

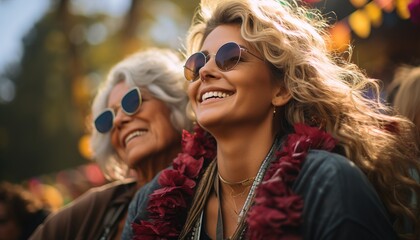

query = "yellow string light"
[
  {"left": 396, "top": 0, "right": 411, "bottom": 19},
  {"left": 78, "top": 134, "right": 93, "bottom": 160},
  {"left": 350, "top": 0, "right": 368, "bottom": 8},
  {"left": 365, "top": 1, "right": 383, "bottom": 27},
  {"left": 328, "top": 22, "right": 351, "bottom": 52},
  {"left": 349, "top": 9, "right": 371, "bottom": 38}
]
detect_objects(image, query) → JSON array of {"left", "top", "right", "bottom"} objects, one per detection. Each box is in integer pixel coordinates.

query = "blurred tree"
[
  {"left": 0, "top": 11, "right": 86, "bottom": 181},
  {"left": 0, "top": 0, "right": 198, "bottom": 182}
]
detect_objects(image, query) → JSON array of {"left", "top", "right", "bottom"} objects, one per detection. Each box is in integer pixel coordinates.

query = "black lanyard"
[{"left": 98, "top": 202, "right": 127, "bottom": 240}]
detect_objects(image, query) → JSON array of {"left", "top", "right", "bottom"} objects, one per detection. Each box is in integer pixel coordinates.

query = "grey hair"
[{"left": 90, "top": 48, "right": 192, "bottom": 180}]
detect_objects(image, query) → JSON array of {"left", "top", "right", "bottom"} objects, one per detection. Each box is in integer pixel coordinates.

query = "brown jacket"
[{"left": 30, "top": 179, "right": 137, "bottom": 240}]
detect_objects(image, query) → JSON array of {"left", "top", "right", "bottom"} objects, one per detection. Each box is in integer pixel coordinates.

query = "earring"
[{"left": 273, "top": 107, "right": 276, "bottom": 117}]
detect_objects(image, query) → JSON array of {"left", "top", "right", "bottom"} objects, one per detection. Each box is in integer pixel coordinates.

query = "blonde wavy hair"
[{"left": 181, "top": 0, "right": 420, "bottom": 239}]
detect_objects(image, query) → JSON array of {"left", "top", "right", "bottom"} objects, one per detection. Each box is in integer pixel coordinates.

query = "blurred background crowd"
[{"left": 0, "top": 0, "right": 419, "bottom": 230}]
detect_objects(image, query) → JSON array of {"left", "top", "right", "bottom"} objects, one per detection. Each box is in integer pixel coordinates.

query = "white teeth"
[
  {"left": 201, "top": 91, "right": 231, "bottom": 102},
  {"left": 125, "top": 130, "right": 147, "bottom": 145}
]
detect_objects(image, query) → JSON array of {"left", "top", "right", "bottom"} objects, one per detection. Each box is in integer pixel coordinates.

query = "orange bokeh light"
[{"left": 328, "top": 22, "right": 351, "bottom": 52}]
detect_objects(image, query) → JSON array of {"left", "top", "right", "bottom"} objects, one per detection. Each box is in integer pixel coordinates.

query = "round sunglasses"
[
  {"left": 183, "top": 41, "right": 264, "bottom": 82},
  {"left": 94, "top": 87, "right": 142, "bottom": 133}
]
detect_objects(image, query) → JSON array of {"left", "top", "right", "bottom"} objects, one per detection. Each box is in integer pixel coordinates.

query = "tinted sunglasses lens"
[
  {"left": 94, "top": 110, "right": 114, "bottom": 133},
  {"left": 215, "top": 42, "right": 241, "bottom": 71},
  {"left": 184, "top": 52, "right": 206, "bottom": 81},
  {"left": 122, "top": 88, "right": 141, "bottom": 114}
]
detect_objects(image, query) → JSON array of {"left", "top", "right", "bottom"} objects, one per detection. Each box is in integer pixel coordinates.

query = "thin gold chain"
[{"left": 218, "top": 173, "right": 255, "bottom": 187}]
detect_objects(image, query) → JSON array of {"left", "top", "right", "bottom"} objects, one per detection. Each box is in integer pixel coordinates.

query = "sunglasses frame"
[
  {"left": 184, "top": 41, "right": 263, "bottom": 82},
  {"left": 94, "top": 86, "right": 142, "bottom": 133}
]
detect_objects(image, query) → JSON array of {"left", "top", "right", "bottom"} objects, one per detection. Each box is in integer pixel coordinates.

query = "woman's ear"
[{"left": 272, "top": 87, "right": 292, "bottom": 107}]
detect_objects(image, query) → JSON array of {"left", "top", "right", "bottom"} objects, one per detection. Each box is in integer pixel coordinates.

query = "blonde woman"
[
  {"left": 391, "top": 65, "right": 420, "bottom": 148},
  {"left": 124, "top": 1, "right": 420, "bottom": 239}
]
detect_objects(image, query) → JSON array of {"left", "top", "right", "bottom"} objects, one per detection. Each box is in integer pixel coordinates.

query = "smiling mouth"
[
  {"left": 201, "top": 91, "right": 233, "bottom": 102},
  {"left": 125, "top": 130, "right": 147, "bottom": 145}
]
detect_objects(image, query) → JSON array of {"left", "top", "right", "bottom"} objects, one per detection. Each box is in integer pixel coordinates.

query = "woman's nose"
[
  {"left": 199, "top": 55, "right": 221, "bottom": 82},
  {"left": 113, "top": 107, "right": 132, "bottom": 129}
]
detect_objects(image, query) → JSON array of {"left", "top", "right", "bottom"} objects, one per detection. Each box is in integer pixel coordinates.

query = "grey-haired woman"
[{"left": 30, "top": 48, "right": 192, "bottom": 240}]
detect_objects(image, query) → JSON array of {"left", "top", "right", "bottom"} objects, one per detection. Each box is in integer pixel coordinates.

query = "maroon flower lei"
[
  {"left": 132, "top": 125, "right": 217, "bottom": 240},
  {"left": 132, "top": 123, "right": 337, "bottom": 239}
]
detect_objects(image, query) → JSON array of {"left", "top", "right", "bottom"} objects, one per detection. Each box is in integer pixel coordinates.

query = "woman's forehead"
[{"left": 201, "top": 24, "right": 248, "bottom": 51}]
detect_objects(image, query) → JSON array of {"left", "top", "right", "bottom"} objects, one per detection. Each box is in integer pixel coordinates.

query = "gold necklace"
[
  {"left": 218, "top": 173, "right": 254, "bottom": 217},
  {"left": 218, "top": 173, "right": 255, "bottom": 187},
  {"left": 227, "top": 185, "right": 251, "bottom": 216}
]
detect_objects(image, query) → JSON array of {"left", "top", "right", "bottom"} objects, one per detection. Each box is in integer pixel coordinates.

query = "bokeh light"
[
  {"left": 328, "top": 22, "right": 351, "bottom": 52},
  {"left": 350, "top": 0, "right": 368, "bottom": 8},
  {"left": 349, "top": 9, "right": 371, "bottom": 38},
  {"left": 396, "top": 0, "right": 411, "bottom": 19},
  {"left": 365, "top": 1, "right": 383, "bottom": 27},
  {"left": 0, "top": 77, "right": 16, "bottom": 103},
  {"left": 374, "top": 0, "right": 395, "bottom": 12},
  {"left": 78, "top": 134, "right": 93, "bottom": 160}
]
